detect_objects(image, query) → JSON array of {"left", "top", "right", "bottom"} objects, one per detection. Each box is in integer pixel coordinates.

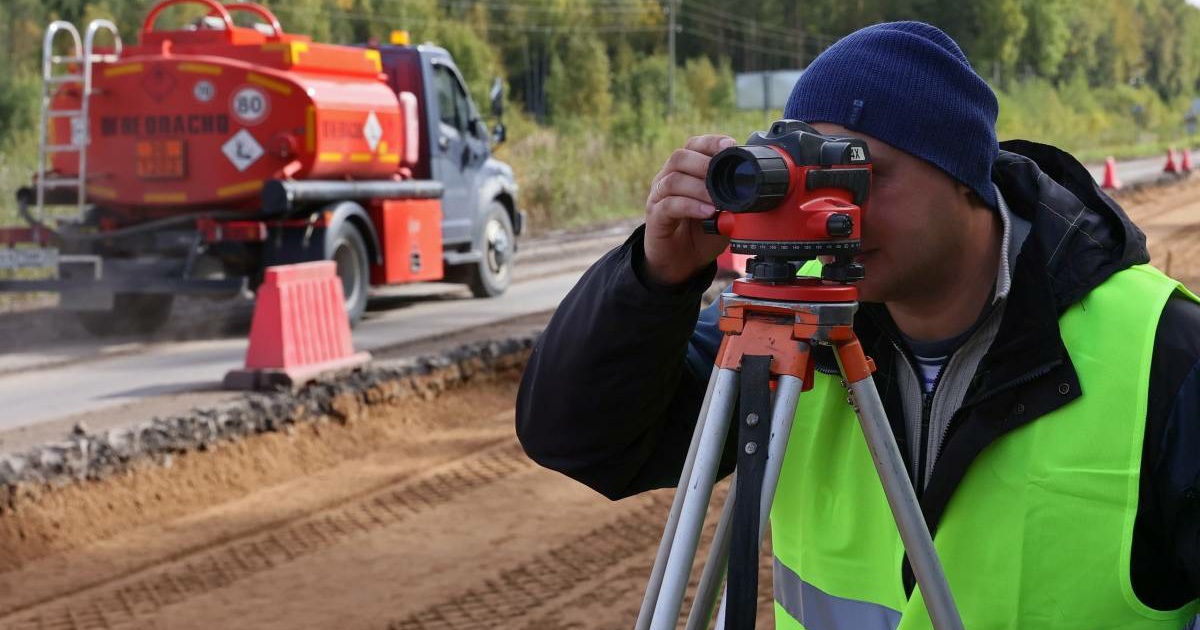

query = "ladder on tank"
[{"left": 35, "top": 20, "right": 122, "bottom": 226}]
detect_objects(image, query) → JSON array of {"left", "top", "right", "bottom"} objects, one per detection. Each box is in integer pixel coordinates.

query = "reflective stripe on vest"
[
  {"left": 774, "top": 556, "right": 900, "bottom": 630},
  {"left": 775, "top": 557, "right": 1200, "bottom": 630},
  {"left": 769, "top": 265, "right": 1200, "bottom": 629}
]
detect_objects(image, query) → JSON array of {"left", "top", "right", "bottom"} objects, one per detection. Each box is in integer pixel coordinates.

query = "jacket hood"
[{"left": 993, "top": 139, "right": 1149, "bottom": 310}]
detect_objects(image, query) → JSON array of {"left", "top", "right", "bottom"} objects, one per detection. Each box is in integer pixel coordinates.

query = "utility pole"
[{"left": 667, "top": 0, "right": 678, "bottom": 118}]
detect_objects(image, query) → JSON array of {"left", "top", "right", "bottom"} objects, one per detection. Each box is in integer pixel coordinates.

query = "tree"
[
  {"left": 1019, "top": 0, "right": 1069, "bottom": 78},
  {"left": 545, "top": 34, "right": 613, "bottom": 124},
  {"left": 683, "top": 55, "right": 733, "bottom": 118},
  {"left": 975, "top": 0, "right": 1029, "bottom": 81},
  {"left": 432, "top": 21, "right": 502, "bottom": 108}
]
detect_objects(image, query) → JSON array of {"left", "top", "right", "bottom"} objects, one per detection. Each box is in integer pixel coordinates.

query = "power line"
[
  {"left": 451, "top": 0, "right": 657, "bottom": 6},
  {"left": 682, "top": 11, "right": 831, "bottom": 61},
  {"left": 685, "top": 3, "right": 798, "bottom": 41},
  {"left": 680, "top": 24, "right": 804, "bottom": 62},
  {"left": 684, "top": 10, "right": 801, "bottom": 45},
  {"left": 437, "top": 0, "right": 655, "bottom": 16},
  {"left": 270, "top": 3, "right": 833, "bottom": 59},
  {"left": 270, "top": 6, "right": 665, "bottom": 34},
  {"left": 684, "top": 2, "right": 842, "bottom": 48}
]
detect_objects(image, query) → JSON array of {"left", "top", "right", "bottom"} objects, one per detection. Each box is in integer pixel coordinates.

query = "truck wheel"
[
  {"left": 76, "top": 294, "right": 174, "bottom": 337},
  {"left": 461, "top": 202, "right": 514, "bottom": 298},
  {"left": 331, "top": 221, "right": 370, "bottom": 325}
]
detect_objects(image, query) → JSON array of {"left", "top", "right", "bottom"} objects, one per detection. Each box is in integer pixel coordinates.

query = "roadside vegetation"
[{"left": 2, "top": 0, "right": 1199, "bottom": 231}]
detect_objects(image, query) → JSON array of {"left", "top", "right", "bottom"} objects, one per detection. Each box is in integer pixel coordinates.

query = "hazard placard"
[
  {"left": 363, "top": 111, "right": 383, "bottom": 152},
  {"left": 222, "top": 129, "right": 264, "bottom": 172}
]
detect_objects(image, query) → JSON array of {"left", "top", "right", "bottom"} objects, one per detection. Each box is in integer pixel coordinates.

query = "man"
[{"left": 516, "top": 21, "right": 1200, "bottom": 629}]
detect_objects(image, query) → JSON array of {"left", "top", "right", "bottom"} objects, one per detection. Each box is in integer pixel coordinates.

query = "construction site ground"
[{"left": 0, "top": 176, "right": 1198, "bottom": 630}]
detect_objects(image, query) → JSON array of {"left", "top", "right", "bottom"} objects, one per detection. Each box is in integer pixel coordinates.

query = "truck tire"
[
  {"left": 459, "top": 202, "right": 514, "bottom": 298},
  {"left": 76, "top": 294, "right": 174, "bottom": 337},
  {"left": 331, "top": 221, "right": 370, "bottom": 325}
]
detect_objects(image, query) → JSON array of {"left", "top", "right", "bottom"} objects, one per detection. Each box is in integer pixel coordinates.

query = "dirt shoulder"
[{"left": 0, "top": 353, "right": 770, "bottom": 630}]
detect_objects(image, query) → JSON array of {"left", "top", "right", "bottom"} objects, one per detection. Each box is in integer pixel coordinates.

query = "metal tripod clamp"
[{"left": 637, "top": 288, "right": 965, "bottom": 630}]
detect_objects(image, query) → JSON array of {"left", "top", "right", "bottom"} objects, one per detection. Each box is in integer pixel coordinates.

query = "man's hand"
[{"left": 642, "top": 134, "right": 735, "bottom": 287}]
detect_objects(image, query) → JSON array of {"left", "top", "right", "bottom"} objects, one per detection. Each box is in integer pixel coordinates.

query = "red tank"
[{"left": 49, "top": 0, "right": 405, "bottom": 220}]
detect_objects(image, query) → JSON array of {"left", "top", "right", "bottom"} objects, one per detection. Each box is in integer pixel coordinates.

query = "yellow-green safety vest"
[{"left": 770, "top": 264, "right": 1200, "bottom": 630}]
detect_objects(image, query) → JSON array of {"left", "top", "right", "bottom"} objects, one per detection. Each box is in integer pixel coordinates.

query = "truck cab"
[{"left": 376, "top": 43, "right": 523, "bottom": 298}]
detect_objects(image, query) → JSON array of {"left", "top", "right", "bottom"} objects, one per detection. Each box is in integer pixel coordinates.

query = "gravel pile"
[{"left": 0, "top": 334, "right": 536, "bottom": 507}]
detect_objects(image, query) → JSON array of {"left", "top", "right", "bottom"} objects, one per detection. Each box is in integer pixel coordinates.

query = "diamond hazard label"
[
  {"left": 363, "top": 111, "right": 383, "bottom": 152},
  {"left": 222, "top": 129, "right": 264, "bottom": 172}
]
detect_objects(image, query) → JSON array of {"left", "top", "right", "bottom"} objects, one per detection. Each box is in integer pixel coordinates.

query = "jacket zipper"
[
  {"left": 890, "top": 339, "right": 932, "bottom": 492},
  {"left": 915, "top": 390, "right": 934, "bottom": 495},
  {"left": 929, "top": 359, "right": 1061, "bottom": 478}
]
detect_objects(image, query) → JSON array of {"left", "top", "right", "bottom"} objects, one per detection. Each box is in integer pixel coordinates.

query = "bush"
[
  {"left": 0, "top": 74, "right": 40, "bottom": 226},
  {"left": 995, "top": 75, "right": 1195, "bottom": 161},
  {"left": 0, "top": 74, "right": 39, "bottom": 146}
]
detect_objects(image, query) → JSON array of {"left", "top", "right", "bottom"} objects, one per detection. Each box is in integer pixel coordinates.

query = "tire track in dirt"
[
  {"left": 1, "top": 441, "right": 535, "bottom": 630},
  {"left": 385, "top": 495, "right": 671, "bottom": 630},
  {"left": 385, "top": 482, "right": 776, "bottom": 630}
]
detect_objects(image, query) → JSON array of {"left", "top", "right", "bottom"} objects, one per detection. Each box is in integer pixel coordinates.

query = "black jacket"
[{"left": 516, "top": 141, "right": 1200, "bottom": 609}]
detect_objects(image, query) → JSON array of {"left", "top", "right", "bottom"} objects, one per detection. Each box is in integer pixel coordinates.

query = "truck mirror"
[
  {"left": 489, "top": 77, "right": 504, "bottom": 118},
  {"left": 492, "top": 122, "right": 507, "bottom": 145}
]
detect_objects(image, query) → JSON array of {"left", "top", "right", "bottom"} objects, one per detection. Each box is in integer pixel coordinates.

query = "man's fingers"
[
  {"left": 683, "top": 134, "right": 737, "bottom": 157},
  {"left": 650, "top": 171, "right": 711, "bottom": 205},
  {"left": 651, "top": 195, "right": 717, "bottom": 221},
  {"left": 658, "top": 148, "right": 715, "bottom": 182}
]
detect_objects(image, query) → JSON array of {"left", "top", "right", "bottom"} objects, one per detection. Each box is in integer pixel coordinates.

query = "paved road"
[
  {"left": 1084, "top": 149, "right": 1195, "bottom": 187},
  {"left": 0, "top": 223, "right": 633, "bottom": 448}
]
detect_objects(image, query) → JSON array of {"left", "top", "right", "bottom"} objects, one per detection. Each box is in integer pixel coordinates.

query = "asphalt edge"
[{"left": 0, "top": 333, "right": 539, "bottom": 509}]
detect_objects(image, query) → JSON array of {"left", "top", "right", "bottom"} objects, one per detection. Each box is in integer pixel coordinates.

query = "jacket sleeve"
[
  {"left": 515, "top": 225, "right": 729, "bottom": 500},
  {"left": 1142, "top": 295, "right": 1200, "bottom": 603},
  {"left": 1163, "top": 361, "right": 1200, "bottom": 599}
]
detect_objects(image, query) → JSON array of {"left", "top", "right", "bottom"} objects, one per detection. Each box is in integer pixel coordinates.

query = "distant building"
[{"left": 735, "top": 70, "right": 805, "bottom": 111}]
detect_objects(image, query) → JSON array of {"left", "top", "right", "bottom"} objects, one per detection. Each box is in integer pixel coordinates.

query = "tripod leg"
[
  {"left": 651, "top": 368, "right": 740, "bottom": 630},
  {"left": 757, "top": 373, "right": 805, "bottom": 538},
  {"left": 684, "top": 479, "right": 736, "bottom": 630},
  {"left": 636, "top": 365, "right": 724, "bottom": 630},
  {"left": 846, "top": 375, "right": 965, "bottom": 630}
]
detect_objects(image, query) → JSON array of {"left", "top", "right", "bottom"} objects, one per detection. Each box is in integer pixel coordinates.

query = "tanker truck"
[{"left": 0, "top": 0, "right": 523, "bottom": 335}]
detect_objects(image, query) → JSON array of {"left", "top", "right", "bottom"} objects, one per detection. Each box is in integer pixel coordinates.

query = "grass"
[{"left": 496, "top": 108, "right": 790, "bottom": 233}]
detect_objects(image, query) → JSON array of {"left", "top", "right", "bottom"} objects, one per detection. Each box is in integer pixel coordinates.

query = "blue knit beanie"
[{"left": 784, "top": 21, "right": 999, "bottom": 209}]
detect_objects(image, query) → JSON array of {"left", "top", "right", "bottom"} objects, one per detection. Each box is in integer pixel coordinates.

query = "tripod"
[{"left": 634, "top": 276, "right": 965, "bottom": 630}]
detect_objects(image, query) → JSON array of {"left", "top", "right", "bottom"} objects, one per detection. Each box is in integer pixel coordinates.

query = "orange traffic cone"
[
  {"left": 1101, "top": 157, "right": 1122, "bottom": 190},
  {"left": 1181, "top": 148, "right": 1194, "bottom": 174},
  {"left": 224, "top": 261, "right": 371, "bottom": 390},
  {"left": 1165, "top": 148, "right": 1179, "bottom": 174}
]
